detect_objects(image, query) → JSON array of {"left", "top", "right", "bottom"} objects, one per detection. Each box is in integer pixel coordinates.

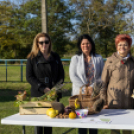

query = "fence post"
[
  {"left": 20, "top": 60, "right": 23, "bottom": 82},
  {"left": 5, "top": 60, "right": 7, "bottom": 82}
]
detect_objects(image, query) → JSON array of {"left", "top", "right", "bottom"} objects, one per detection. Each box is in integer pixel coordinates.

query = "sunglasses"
[{"left": 38, "top": 40, "right": 49, "bottom": 45}]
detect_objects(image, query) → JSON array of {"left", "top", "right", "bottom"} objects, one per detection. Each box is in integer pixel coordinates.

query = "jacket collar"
[
  {"left": 111, "top": 52, "right": 134, "bottom": 65},
  {"left": 37, "top": 50, "right": 43, "bottom": 57},
  {"left": 37, "top": 51, "right": 54, "bottom": 64}
]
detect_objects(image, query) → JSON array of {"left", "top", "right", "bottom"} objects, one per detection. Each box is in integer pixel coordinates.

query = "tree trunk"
[{"left": 41, "top": 0, "right": 48, "bottom": 33}]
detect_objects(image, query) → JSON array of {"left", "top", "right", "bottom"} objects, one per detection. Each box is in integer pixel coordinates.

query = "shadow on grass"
[
  {"left": 0, "top": 89, "right": 24, "bottom": 96},
  {"left": 0, "top": 96, "right": 15, "bottom": 102},
  {"left": 0, "top": 89, "right": 24, "bottom": 102},
  {"left": 0, "top": 88, "right": 72, "bottom": 103},
  {"left": 62, "top": 89, "right": 72, "bottom": 97}
]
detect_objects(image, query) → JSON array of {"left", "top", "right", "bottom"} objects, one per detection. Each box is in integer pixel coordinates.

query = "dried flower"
[{"left": 121, "top": 60, "right": 124, "bottom": 64}]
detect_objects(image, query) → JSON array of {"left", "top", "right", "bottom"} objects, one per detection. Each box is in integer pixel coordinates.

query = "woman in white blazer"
[{"left": 69, "top": 34, "right": 104, "bottom": 134}]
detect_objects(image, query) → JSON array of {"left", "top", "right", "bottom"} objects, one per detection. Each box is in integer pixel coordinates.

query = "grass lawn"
[{"left": 0, "top": 64, "right": 71, "bottom": 83}]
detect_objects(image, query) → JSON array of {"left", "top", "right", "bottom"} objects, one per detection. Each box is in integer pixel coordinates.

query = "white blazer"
[{"left": 69, "top": 53, "right": 104, "bottom": 95}]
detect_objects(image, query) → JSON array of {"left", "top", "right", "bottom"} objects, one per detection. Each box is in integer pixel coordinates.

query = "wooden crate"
[{"left": 19, "top": 101, "right": 52, "bottom": 115}]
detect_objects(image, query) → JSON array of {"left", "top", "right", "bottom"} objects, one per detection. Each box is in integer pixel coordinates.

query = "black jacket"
[{"left": 26, "top": 51, "right": 64, "bottom": 97}]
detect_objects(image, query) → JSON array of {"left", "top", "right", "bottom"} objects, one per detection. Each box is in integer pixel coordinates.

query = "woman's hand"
[
  {"left": 44, "top": 87, "right": 50, "bottom": 93},
  {"left": 84, "top": 86, "right": 93, "bottom": 95},
  {"left": 103, "top": 105, "right": 108, "bottom": 109}
]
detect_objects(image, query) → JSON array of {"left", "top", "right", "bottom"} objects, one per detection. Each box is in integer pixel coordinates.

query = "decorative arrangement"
[
  {"left": 14, "top": 80, "right": 65, "bottom": 115},
  {"left": 14, "top": 80, "right": 104, "bottom": 119},
  {"left": 69, "top": 81, "right": 104, "bottom": 115}
]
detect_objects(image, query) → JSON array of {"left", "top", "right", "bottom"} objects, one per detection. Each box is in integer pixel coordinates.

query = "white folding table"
[{"left": 1, "top": 109, "right": 134, "bottom": 134}]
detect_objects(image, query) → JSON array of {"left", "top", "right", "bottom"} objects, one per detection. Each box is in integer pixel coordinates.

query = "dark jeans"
[
  {"left": 34, "top": 126, "right": 52, "bottom": 134},
  {"left": 34, "top": 94, "right": 62, "bottom": 134},
  {"left": 78, "top": 128, "right": 98, "bottom": 134}
]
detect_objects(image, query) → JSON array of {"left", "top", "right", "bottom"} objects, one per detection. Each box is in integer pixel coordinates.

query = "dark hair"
[{"left": 76, "top": 34, "right": 96, "bottom": 56}]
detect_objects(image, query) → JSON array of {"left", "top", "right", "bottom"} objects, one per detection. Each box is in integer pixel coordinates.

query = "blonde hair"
[{"left": 27, "top": 33, "right": 52, "bottom": 59}]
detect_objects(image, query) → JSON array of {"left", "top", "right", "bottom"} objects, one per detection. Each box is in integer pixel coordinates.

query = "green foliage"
[
  {"left": 47, "top": 0, "right": 75, "bottom": 56},
  {"left": 38, "top": 88, "right": 58, "bottom": 102},
  {"left": 14, "top": 100, "right": 29, "bottom": 107},
  {"left": 69, "top": 0, "right": 134, "bottom": 57},
  {"left": 0, "top": 1, "right": 20, "bottom": 58},
  {"left": 64, "top": 40, "right": 77, "bottom": 56},
  {"left": 0, "top": 0, "right": 75, "bottom": 58},
  {"left": 1, "top": 0, "right": 134, "bottom": 58},
  {"left": 14, "top": 88, "right": 58, "bottom": 107}
]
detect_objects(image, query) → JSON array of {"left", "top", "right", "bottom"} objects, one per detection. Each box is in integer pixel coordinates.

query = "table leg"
[{"left": 22, "top": 126, "right": 25, "bottom": 134}]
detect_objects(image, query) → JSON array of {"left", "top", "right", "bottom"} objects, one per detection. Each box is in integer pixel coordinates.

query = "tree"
[
  {"left": 6, "top": 0, "right": 75, "bottom": 58},
  {"left": 9, "top": 0, "right": 41, "bottom": 58},
  {"left": 47, "top": 0, "right": 75, "bottom": 56},
  {"left": 41, "top": 0, "right": 48, "bottom": 33},
  {"left": 69, "top": 0, "right": 134, "bottom": 57},
  {"left": 0, "top": 1, "right": 20, "bottom": 58}
]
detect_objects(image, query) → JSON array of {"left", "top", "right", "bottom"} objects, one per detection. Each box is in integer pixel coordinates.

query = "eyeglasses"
[
  {"left": 117, "top": 44, "right": 128, "bottom": 47},
  {"left": 38, "top": 40, "right": 49, "bottom": 45}
]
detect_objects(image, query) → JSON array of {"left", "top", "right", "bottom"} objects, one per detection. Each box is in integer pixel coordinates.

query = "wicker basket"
[{"left": 69, "top": 84, "right": 100, "bottom": 114}]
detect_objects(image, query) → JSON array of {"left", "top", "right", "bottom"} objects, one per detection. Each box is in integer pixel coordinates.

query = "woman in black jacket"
[{"left": 26, "top": 32, "right": 64, "bottom": 134}]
